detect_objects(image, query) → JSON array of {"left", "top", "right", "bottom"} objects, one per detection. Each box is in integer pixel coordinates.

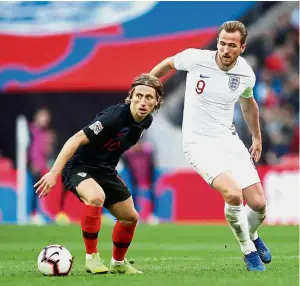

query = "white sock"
[
  {"left": 224, "top": 203, "right": 256, "bottom": 254},
  {"left": 86, "top": 252, "right": 99, "bottom": 260},
  {"left": 111, "top": 257, "right": 124, "bottom": 265},
  {"left": 245, "top": 204, "right": 266, "bottom": 241}
]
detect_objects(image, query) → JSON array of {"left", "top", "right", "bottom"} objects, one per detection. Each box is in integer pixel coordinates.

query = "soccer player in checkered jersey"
[
  {"left": 35, "top": 74, "right": 163, "bottom": 274},
  {"left": 150, "top": 21, "right": 271, "bottom": 271}
]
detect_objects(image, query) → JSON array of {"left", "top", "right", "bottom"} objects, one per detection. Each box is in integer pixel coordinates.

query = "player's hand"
[
  {"left": 249, "top": 137, "right": 262, "bottom": 163},
  {"left": 34, "top": 171, "right": 58, "bottom": 198}
]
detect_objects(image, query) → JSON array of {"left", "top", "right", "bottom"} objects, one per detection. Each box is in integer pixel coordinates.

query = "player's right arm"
[
  {"left": 150, "top": 48, "right": 198, "bottom": 78},
  {"left": 149, "top": 57, "right": 175, "bottom": 78},
  {"left": 35, "top": 130, "right": 89, "bottom": 197}
]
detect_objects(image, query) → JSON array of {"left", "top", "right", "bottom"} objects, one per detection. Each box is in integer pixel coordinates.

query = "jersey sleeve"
[
  {"left": 83, "top": 110, "right": 117, "bottom": 142},
  {"left": 173, "top": 48, "right": 199, "bottom": 72},
  {"left": 241, "top": 68, "right": 256, "bottom": 98}
]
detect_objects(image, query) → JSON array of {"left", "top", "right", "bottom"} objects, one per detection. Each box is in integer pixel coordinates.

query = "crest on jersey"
[
  {"left": 228, "top": 76, "right": 240, "bottom": 91},
  {"left": 89, "top": 121, "right": 103, "bottom": 135}
]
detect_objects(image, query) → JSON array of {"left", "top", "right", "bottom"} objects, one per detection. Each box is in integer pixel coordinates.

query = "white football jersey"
[{"left": 173, "top": 49, "right": 256, "bottom": 141}]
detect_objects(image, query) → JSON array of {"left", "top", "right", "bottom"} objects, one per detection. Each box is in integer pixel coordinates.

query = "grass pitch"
[{"left": 0, "top": 224, "right": 298, "bottom": 286}]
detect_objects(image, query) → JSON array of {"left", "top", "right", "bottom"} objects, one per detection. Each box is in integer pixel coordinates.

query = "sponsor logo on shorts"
[
  {"left": 77, "top": 172, "right": 87, "bottom": 177},
  {"left": 89, "top": 121, "right": 103, "bottom": 135}
]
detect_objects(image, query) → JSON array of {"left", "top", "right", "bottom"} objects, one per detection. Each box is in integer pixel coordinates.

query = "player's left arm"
[{"left": 239, "top": 89, "right": 262, "bottom": 163}]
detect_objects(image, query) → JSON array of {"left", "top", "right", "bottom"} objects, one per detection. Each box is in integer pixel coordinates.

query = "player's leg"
[
  {"left": 62, "top": 168, "right": 109, "bottom": 274},
  {"left": 76, "top": 178, "right": 105, "bottom": 255},
  {"left": 108, "top": 197, "right": 142, "bottom": 274},
  {"left": 243, "top": 182, "right": 266, "bottom": 241},
  {"left": 211, "top": 172, "right": 257, "bottom": 253},
  {"left": 230, "top": 136, "right": 272, "bottom": 264},
  {"left": 211, "top": 172, "right": 265, "bottom": 271},
  {"left": 243, "top": 183, "right": 272, "bottom": 263},
  {"left": 75, "top": 178, "right": 108, "bottom": 274},
  {"left": 183, "top": 141, "right": 264, "bottom": 271}
]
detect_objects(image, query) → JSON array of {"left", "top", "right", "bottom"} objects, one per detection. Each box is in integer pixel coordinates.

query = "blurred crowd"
[{"left": 235, "top": 7, "right": 299, "bottom": 165}]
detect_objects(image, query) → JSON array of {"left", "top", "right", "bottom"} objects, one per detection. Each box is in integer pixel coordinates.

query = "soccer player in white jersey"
[{"left": 149, "top": 21, "right": 271, "bottom": 271}]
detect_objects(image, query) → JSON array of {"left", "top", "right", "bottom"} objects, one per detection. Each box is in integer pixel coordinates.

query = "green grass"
[{"left": 0, "top": 224, "right": 298, "bottom": 286}]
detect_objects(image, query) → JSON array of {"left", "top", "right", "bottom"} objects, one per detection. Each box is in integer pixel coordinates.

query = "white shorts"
[{"left": 183, "top": 134, "right": 261, "bottom": 189}]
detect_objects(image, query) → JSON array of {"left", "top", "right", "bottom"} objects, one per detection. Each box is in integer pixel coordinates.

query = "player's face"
[
  {"left": 130, "top": 85, "right": 158, "bottom": 120},
  {"left": 217, "top": 30, "right": 246, "bottom": 68}
]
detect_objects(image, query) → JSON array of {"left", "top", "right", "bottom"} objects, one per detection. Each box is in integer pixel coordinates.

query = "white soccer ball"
[{"left": 37, "top": 245, "right": 73, "bottom": 276}]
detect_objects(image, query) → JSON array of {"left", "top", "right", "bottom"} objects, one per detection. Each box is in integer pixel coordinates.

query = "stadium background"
[{"left": 0, "top": 1, "right": 298, "bottom": 226}]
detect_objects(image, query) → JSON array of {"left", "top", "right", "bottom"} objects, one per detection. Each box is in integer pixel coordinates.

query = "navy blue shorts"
[{"left": 61, "top": 166, "right": 131, "bottom": 209}]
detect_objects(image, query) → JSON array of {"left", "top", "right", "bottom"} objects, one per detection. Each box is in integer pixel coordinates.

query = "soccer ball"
[{"left": 37, "top": 245, "right": 73, "bottom": 276}]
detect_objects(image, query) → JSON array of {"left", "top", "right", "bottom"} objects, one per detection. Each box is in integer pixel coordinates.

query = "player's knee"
[
  {"left": 226, "top": 190, "right": 243, "bottom": 206},
  {"left": 121, "top": 210, "right": 139, "bottom": 225},
  {"left": 85, "top": 191, "right": 105, "bottom": 207},
  {"left": 249, "top": 200, "right": 266, "bottom": 212},
  {"left": 128, "top": 210, "right": 139, "bottom": 225}
]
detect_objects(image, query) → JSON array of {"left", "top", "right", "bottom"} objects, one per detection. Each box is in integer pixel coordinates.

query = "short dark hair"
[
  {"left": 218, "top": 21, "right": 248, "bottom": 45},
  {"left": 125, "top": 74, "right": 164, "bottom": 111}
]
